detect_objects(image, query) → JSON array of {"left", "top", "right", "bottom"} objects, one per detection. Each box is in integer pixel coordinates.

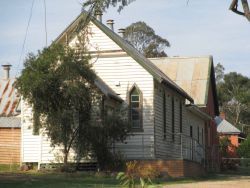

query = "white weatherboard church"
[{"left": 20, "top": 11, "right": 216, "bottom": 177}]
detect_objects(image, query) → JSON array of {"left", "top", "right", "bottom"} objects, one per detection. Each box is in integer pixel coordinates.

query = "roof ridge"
[{"left": 54, "top": 12, "right": 194, "bottom": 102}]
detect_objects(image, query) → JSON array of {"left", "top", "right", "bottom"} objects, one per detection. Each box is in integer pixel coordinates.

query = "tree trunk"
[{"left": 63, "top": 147, "right": 69, "bottom": 168}]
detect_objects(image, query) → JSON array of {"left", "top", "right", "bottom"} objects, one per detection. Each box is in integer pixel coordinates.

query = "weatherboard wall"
[
  {"left": 69, "top": 21, "right": 156, "bottom": 159},
  {"left": 154, "top": 81, "right": 184, "bottom": 159},
  {"left": 21, "top": 100, "right": 78, "bottom": 164},
  {"left": 21, "top": 100, "right": 40, "bottom": 163}
]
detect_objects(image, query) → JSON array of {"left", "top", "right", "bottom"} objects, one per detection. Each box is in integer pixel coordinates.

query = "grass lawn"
[
  {"left": 0, "top": 164, "right": 165, "bottom": 188},
  {"left": 1, "top": 164, "right": 250, "bottom": 188},
  {"left": 0, "top": 171, "right": 121, "bottom": 188}
]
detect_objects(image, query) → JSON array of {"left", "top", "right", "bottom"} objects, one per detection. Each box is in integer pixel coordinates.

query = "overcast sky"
[{"left": 0, "top": 0, "right": 250, "bottom": 78}]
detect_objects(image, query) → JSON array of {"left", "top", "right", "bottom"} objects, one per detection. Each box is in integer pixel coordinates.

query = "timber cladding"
[{"left": 0, "top": 128, "right": 21, "bottom": 164}]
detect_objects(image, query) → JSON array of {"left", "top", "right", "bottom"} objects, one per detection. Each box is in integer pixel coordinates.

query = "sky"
[{"left": 0, "top": 0, "right": 250, "bottom": 78}]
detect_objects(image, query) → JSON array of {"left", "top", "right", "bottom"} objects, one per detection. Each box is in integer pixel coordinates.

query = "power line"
[
  {"left": 43, "top": 0, "right": 48, "bottom": 46},
  {"left": 15, "top": 0, "right": 35, "bottom": 78}
]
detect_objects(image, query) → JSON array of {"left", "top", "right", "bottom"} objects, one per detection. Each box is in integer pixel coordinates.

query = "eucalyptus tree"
[
  {"left": 124, "top": 21, "right": 170, "bottom": 58},
  {"left": 217, "top": 72, "right": 250, "bottom": 131}
]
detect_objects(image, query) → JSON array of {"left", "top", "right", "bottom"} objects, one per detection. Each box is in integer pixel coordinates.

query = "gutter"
[
  {"left": 186, "top": 104, "right": 211, "bottom": 120},
  {"left": 162, "top": 80, "right": 194, "bottom": 103}
]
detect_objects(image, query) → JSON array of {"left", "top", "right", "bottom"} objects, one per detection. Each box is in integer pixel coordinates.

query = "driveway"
[{"left": 165, "top": 175, "right": 250, "bottom": 188}]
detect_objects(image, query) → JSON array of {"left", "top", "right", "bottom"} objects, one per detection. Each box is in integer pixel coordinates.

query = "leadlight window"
[{"left": 130, "top": 87, "right": 142, "bottom": 129}]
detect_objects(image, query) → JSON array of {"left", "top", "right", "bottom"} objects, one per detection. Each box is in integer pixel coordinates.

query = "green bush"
[
  {"left": 0, "top": 164, "right": 20, "bottom": 172},
  {"left": 237, "top": 136, "right": 250, "bottom": 158}
]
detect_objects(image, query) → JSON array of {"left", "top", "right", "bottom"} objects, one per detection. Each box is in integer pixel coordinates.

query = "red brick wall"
[
  {"left": 135, "top": 159, "right": 205, "bottom": 178},
  {"left": 201, "top": 82, "right": 220, "bottom": 171},
  {"left": 219, "top": 134, "right": 239, "bottom": 158}
]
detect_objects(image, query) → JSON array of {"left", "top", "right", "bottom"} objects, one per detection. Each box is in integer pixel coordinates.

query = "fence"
[
  {"left": 221, "top": 157, "right": 250, "bottom": 173},
  {"left": 111, "top": 131, "right": 205, "bottom": 164}
]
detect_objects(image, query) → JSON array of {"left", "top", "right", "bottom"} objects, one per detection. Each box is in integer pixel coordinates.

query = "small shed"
[
  {"left": 0, "top": 117, "right": 21, "bottom": 164},
  {"left": 0, "top": 64, "right": 21, "bottom": 164},
  {"left": 215, "top": 116, "right": 244, "bottom": 157}
]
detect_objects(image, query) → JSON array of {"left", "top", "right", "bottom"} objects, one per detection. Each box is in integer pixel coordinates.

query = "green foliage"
[
  {"left": 82, "top": 0, "right": 135, "bottom": 12},
  {"left": 116, "top": 161, "right": 159, "bottom": 188},
  {"left": 215, "top": 63, "right": 225, "bottom": 84},
  {"left": 90, "top": 105, "right": 130, "bottom": 170},
  {"left": 16, "top": 44, "right": 96, "bottom": 166},
  {"left": 216, "top": 71, "right": 250, "bottom": 134},
  {"left": 237, "top": 136, "right": 250, "bottom": 158},
  {"left": 117, "top": 172, "right": 135, "bottom": 187},
  {"left": 16, "top": 43, "right": 130, "bottom": 169},
  {"left": 219, "top": 136, "right": 231, "bottom": 157},
  {"left": 124, "top": 21, "right": 170, "bottom": 58}
]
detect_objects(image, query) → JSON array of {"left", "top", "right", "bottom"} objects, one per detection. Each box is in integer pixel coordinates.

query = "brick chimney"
[{"left": 220, "top": 112, "right": 226, "bottom": 120}]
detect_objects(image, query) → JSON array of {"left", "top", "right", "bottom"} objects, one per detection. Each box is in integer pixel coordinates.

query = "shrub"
[
  {"left": 237, "top": 136, "right": 250, "bottom": 158},
  {"left": 116, "top": 161, "right": 160, "bottom": 188}
]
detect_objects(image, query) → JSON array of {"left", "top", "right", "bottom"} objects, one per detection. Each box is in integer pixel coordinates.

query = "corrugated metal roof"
[
  {"left": 150, "top": 57, "right": 213, "bottom": 106},
  {"left": 0, "top": 78, "right": 20, "bottom": 116},
  {"left": 54, "top": 12, "right": 194, "bottom": 103},
  {"left": 0, "top": 116, "right": 21, "bottom": 128},
  {"left": 215, "top": 116, "right": 241, "bottom": 134},
  {"left": 186, "top": 104, "right": 211, "bottom": 121}
]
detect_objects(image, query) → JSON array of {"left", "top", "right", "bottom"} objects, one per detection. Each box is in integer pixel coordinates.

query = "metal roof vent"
[
  {"left": 106, "top": 20, "right": 114, "bottom": 31},
  {"left": 2, "top": 63, "right": 12, "bottom": 79},
  {"left": 118, "top": 28, "right": 125, "bottom": 38},
  {"left": 94, "top": 10, "right": 103, "bottom": 23}
]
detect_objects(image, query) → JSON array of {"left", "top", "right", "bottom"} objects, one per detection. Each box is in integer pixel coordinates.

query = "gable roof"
[
  {"left": 54, "top": 12, "right": 194, "bottom": 103},
  {"left": 150, "top": 56, "right": 219, "bottom": 115},
  {"left": 215, "top": 116, "right": 241, "bottom": 134},
  {"left": 95, "top": 77, "right": 123, "bottom": 102},
  {"left": 0, "top": 78, "right": 20, "bottom": 116}
]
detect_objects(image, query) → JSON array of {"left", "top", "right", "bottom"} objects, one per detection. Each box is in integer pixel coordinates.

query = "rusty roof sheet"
[
  {"left": 150, "top": 56, "right": 212, "bottom": 106},
  {"left": 0, "top": 78, "right": 20, "bottom": 116}
]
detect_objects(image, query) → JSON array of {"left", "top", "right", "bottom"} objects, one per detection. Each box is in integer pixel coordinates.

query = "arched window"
[{"left": 129, "top": 86, "right": 142, "bottom": 130}]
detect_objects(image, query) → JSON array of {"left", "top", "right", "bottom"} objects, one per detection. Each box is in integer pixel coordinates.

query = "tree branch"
[
  {"left": 230, "top": 0, "right": 245, "bottom": 15},
  {"left": 241, "top": 0, "right": 250, "bottom": 21},
  {"left": 229, "top": 0, "right": 250, "bottom": 21}
]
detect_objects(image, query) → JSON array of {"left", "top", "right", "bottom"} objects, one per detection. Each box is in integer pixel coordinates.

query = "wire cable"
[
  {"left": 43, "top": 0, "right": 48, "bottom": 46},
  {"left": 15, "top": 0, "right": 35, "bottom": 78}
]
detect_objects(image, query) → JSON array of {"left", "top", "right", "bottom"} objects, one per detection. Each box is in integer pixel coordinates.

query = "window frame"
[
  {"left": 171, "top": 96, "right": 175, "bottom": 141},
  {"left": 128, "top": 85, "right": 143, "bottom": 131},
  {"left": 163, "top": 92, "right": 166, "bottom": 139},
  {"left": 197, "top": 126, "right": 200, "bottom": 143},
  {"left": 190, "top": 125, "right": 193, "bottom": 138},
  {"left": 180, "top": 100, "right": 183, "bottom": 134}
]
